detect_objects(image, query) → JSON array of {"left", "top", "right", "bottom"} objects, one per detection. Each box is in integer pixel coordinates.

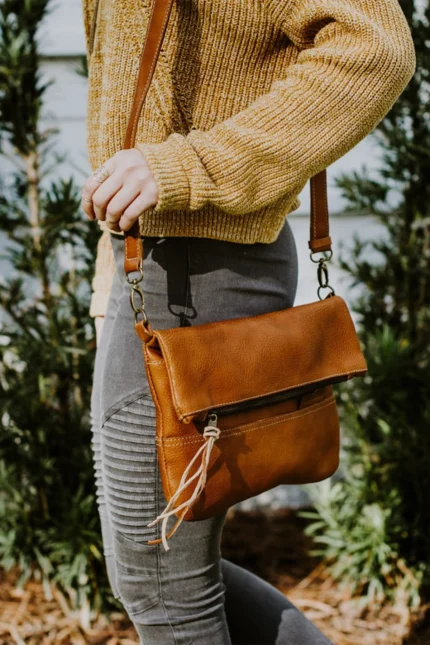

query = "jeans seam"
[
  {"left": 155, "top": 448, "right": 179, "bottom": 645},
  {"left": 159, "top": 592, "right": 179, "bottom": 645},
  {"left": 124, "top": 594, "right": 161, "bottom": 617},
  {"left": 101, "top": 387, "right": 152, "bottom": 427}
]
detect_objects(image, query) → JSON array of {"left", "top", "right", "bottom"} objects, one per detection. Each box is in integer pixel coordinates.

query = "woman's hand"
[{"left": 81, "top": 148, "right": 158, "bottom": 232}]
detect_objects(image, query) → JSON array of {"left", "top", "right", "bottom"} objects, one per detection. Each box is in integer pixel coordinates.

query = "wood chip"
[{"left": 1, "top": 511, "right": 427, "bottom": 644}]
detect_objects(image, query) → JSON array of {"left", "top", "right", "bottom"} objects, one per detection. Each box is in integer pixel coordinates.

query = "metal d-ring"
[
  {"left": 125, "top": 267, "right": 144, "bottom": 285},
  {"left": 317, "top": 284, "right": 336, "bottom": 300},
  {"left": 310, "top": 249, "right": 333, "bottom": 264}
]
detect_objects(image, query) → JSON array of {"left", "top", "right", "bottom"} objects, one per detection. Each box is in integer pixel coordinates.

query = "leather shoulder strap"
[
  {"left": 123, "top": 0, "right": 331, "bottom": 274},
  {"left": 123, "top": 0, "right": 174, "bottom": 151},
  {"left": 309, "top": 169, "right": 331, "bottom": 253},
  {"left": 123, "top": 0, "right": 174, "bottom": 274}
]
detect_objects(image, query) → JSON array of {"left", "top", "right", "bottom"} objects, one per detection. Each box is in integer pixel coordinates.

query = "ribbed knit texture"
[{"left": 82, "top": 0, "right": 416, "bottom": 318}]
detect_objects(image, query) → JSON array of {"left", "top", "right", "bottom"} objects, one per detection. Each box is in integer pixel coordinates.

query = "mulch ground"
[{"left": 1, "top": 509, "right": 429, "bottom": 645}]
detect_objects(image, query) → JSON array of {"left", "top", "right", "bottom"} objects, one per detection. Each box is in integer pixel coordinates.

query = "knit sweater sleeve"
[
  {"left": 89, "top": 225, "right": 116, "bottom": 318},
  {"left": 136, "top": 0, "right": 415, "bottom": 216}
]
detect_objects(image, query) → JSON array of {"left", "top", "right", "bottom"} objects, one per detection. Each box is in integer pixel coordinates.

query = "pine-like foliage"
[
  {"left": 0, "top": 1, "right": 113, "bottom": 614},
  {"left": 301, "top": 0, "right": 430, "bottom": 610}
]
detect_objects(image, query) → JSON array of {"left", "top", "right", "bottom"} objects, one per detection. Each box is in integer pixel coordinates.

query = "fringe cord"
[{"left": 146, "top": 424, "right": 221, "bottom": 551}]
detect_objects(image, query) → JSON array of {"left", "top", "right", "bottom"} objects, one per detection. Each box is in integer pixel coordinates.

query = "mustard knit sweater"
[{"left": 82, "top": 0, "right": 416, "bottom": 318}]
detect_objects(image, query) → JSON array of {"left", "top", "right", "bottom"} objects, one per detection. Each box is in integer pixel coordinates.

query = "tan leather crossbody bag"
[{"left": 120, "top": 0, "right": 368, "bottom": 551}]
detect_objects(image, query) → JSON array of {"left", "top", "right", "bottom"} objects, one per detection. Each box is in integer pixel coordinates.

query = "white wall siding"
[
  {"left": 40, "top": 59, "right": 90, "bottom": 181},
  {"left": 39, "top": 0, "right": 86, "bottom": 57}
]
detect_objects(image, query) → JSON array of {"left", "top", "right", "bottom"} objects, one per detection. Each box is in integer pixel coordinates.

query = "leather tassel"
[{"left": 147, "top": 418, "right": 221, "bottom": 551}]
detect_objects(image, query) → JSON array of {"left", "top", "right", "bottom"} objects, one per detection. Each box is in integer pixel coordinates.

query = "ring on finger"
[
  {"left": 81, "top": 192, "right": 93, "bottom": 204},
  {"left": 92, "top": 164, "right": 110, "bottom": 184}
]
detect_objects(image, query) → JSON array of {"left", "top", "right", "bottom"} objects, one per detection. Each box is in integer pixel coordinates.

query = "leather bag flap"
[{"left": 153, "top": 295, "right": 367, "bottom": 422}]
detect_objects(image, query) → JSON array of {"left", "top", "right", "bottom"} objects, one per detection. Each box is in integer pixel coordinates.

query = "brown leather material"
[
  {"left": 309, "top": 169, "right": 331, "bottom": 253},
  {"left": 141, "top": 294, "right": 365, "bottom": 527},
  {"left": 309, "top": 236, "right": 332, "bottom": 252},
  {"left": 123, "top": 0, "right": 174, "bottom": 151},
  {"left": 116, "top": 0, "right": 368, "bottom": 546},
  {"left": 123, "top": 0, "right": 175, "bottom": 272},
  {"left": 151, "top": 295, "right": 367, "bottom": 423},
  {"left": 124, "top": 220, "right": 143, "bottom": 274},
  {"left": 135, "top": 320, "right": 155, "bottom": 344},
  {"left": 145, "top": 338, "right": 340, "bottom": 521}
]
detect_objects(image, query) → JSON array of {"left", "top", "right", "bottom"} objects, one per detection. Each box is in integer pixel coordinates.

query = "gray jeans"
[{"left": 90, "top": 223, "right": 333, "bottom": 644}]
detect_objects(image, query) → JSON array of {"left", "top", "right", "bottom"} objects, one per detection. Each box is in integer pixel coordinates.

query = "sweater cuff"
[{"left": 135, "top": 134, "right": 192, "bottom": 212}]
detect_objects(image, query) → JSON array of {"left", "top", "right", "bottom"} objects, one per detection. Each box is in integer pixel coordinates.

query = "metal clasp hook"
[
  {"left": 126, "top": 268, "right": 148, "bottom": 323},
  {"left": 310, "top": 250, "right": 335, "bottom": 300}
]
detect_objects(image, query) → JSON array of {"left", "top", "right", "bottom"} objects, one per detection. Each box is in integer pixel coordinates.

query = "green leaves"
[
  {"left": 0, "top": 0, "right": 113, "bottom": 614},
  {"left": 301, "top": 477, "right": 422, "bottom": 609},
  {"left": 0, "top": 1, "right": 52, "bottom": 153}
]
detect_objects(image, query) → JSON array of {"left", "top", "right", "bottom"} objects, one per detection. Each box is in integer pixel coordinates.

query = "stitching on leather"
[
  {"left": 125, "top": 234, "right": 139, "bottom": 263},
  {"left": 310, "top": 172, "right": 329, "bottom": 247},
  {"left": 158, "top": 395, "right": 336, "bottom": 446},
  {"left": 311, "top": 176, "right": 317, "bottom": 239},
  {"left": 144, "top": 344, "right": 174, "bottom": 500},
  {"left": 130, "top": 2, "right": 172, "bottom": 146},
  {"left": 155, "top": 334, "right": 194, "bottom": 420},
  {"left": 154, "top": 299, "right": 364, "bottom": 420},
  {"left": 129, "top": 0, "right": 158, "bottom": 145},
  {"left": 178, "top": 367, "right": 364, "bottom": 421},
  {"left": 323, "top": 170, "right": 329, "bottom": 234},
  {"left": 124, "top": 2, "right": 172, "bottom": 268}
]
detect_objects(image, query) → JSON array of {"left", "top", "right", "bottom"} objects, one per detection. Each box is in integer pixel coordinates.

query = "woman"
[{"left": 80, "top": 0, "right": 415, "bottom": 643}]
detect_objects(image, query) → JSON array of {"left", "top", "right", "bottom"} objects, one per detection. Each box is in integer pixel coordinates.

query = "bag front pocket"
[{"left": 158, "top": 389, "right": 340, "bottom": 522}]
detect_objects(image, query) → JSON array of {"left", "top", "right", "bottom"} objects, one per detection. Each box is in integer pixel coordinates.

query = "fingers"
[
  {"left": 81, "top": 156, "right": 116, "bottom": 220},
  {"left": 119, "top": 186, "right": 158, "bottom": 231},
  {"left": 92, "top": 172, "right": 124, "bottom": 223},
  {"left": 81, "top": 192, "right": 96, "bottom": 221},
  {"left": 81, "top": 149, "right": 159, "bottom": 230},
  {"left": 103, "top": 181, "right": 141, "bottom": 232}
]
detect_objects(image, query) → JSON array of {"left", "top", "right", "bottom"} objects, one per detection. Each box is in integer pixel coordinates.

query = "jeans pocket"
[{"left": 112, "top": 529, "right": 160, "bottom": 616}]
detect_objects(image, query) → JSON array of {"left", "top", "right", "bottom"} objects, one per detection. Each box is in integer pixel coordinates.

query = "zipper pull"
[
  {"left": 203, "top": 413, "right": 220, "bottom": 441},
  {"left": 205, "top": 413, "right": 218, "bottom": 430}
]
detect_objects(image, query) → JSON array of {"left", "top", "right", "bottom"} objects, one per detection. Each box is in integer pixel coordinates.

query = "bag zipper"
[{"left": 205, "top": 374, "right": 350, "bottom": 420}]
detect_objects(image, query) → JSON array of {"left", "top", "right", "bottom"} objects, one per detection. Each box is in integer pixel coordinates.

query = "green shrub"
[
  {"left": 0, "top": 0, "right": 114, "bottom": 613},
  {"left": 301, "top": 0, "right": 430, "bottom": 610}
]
